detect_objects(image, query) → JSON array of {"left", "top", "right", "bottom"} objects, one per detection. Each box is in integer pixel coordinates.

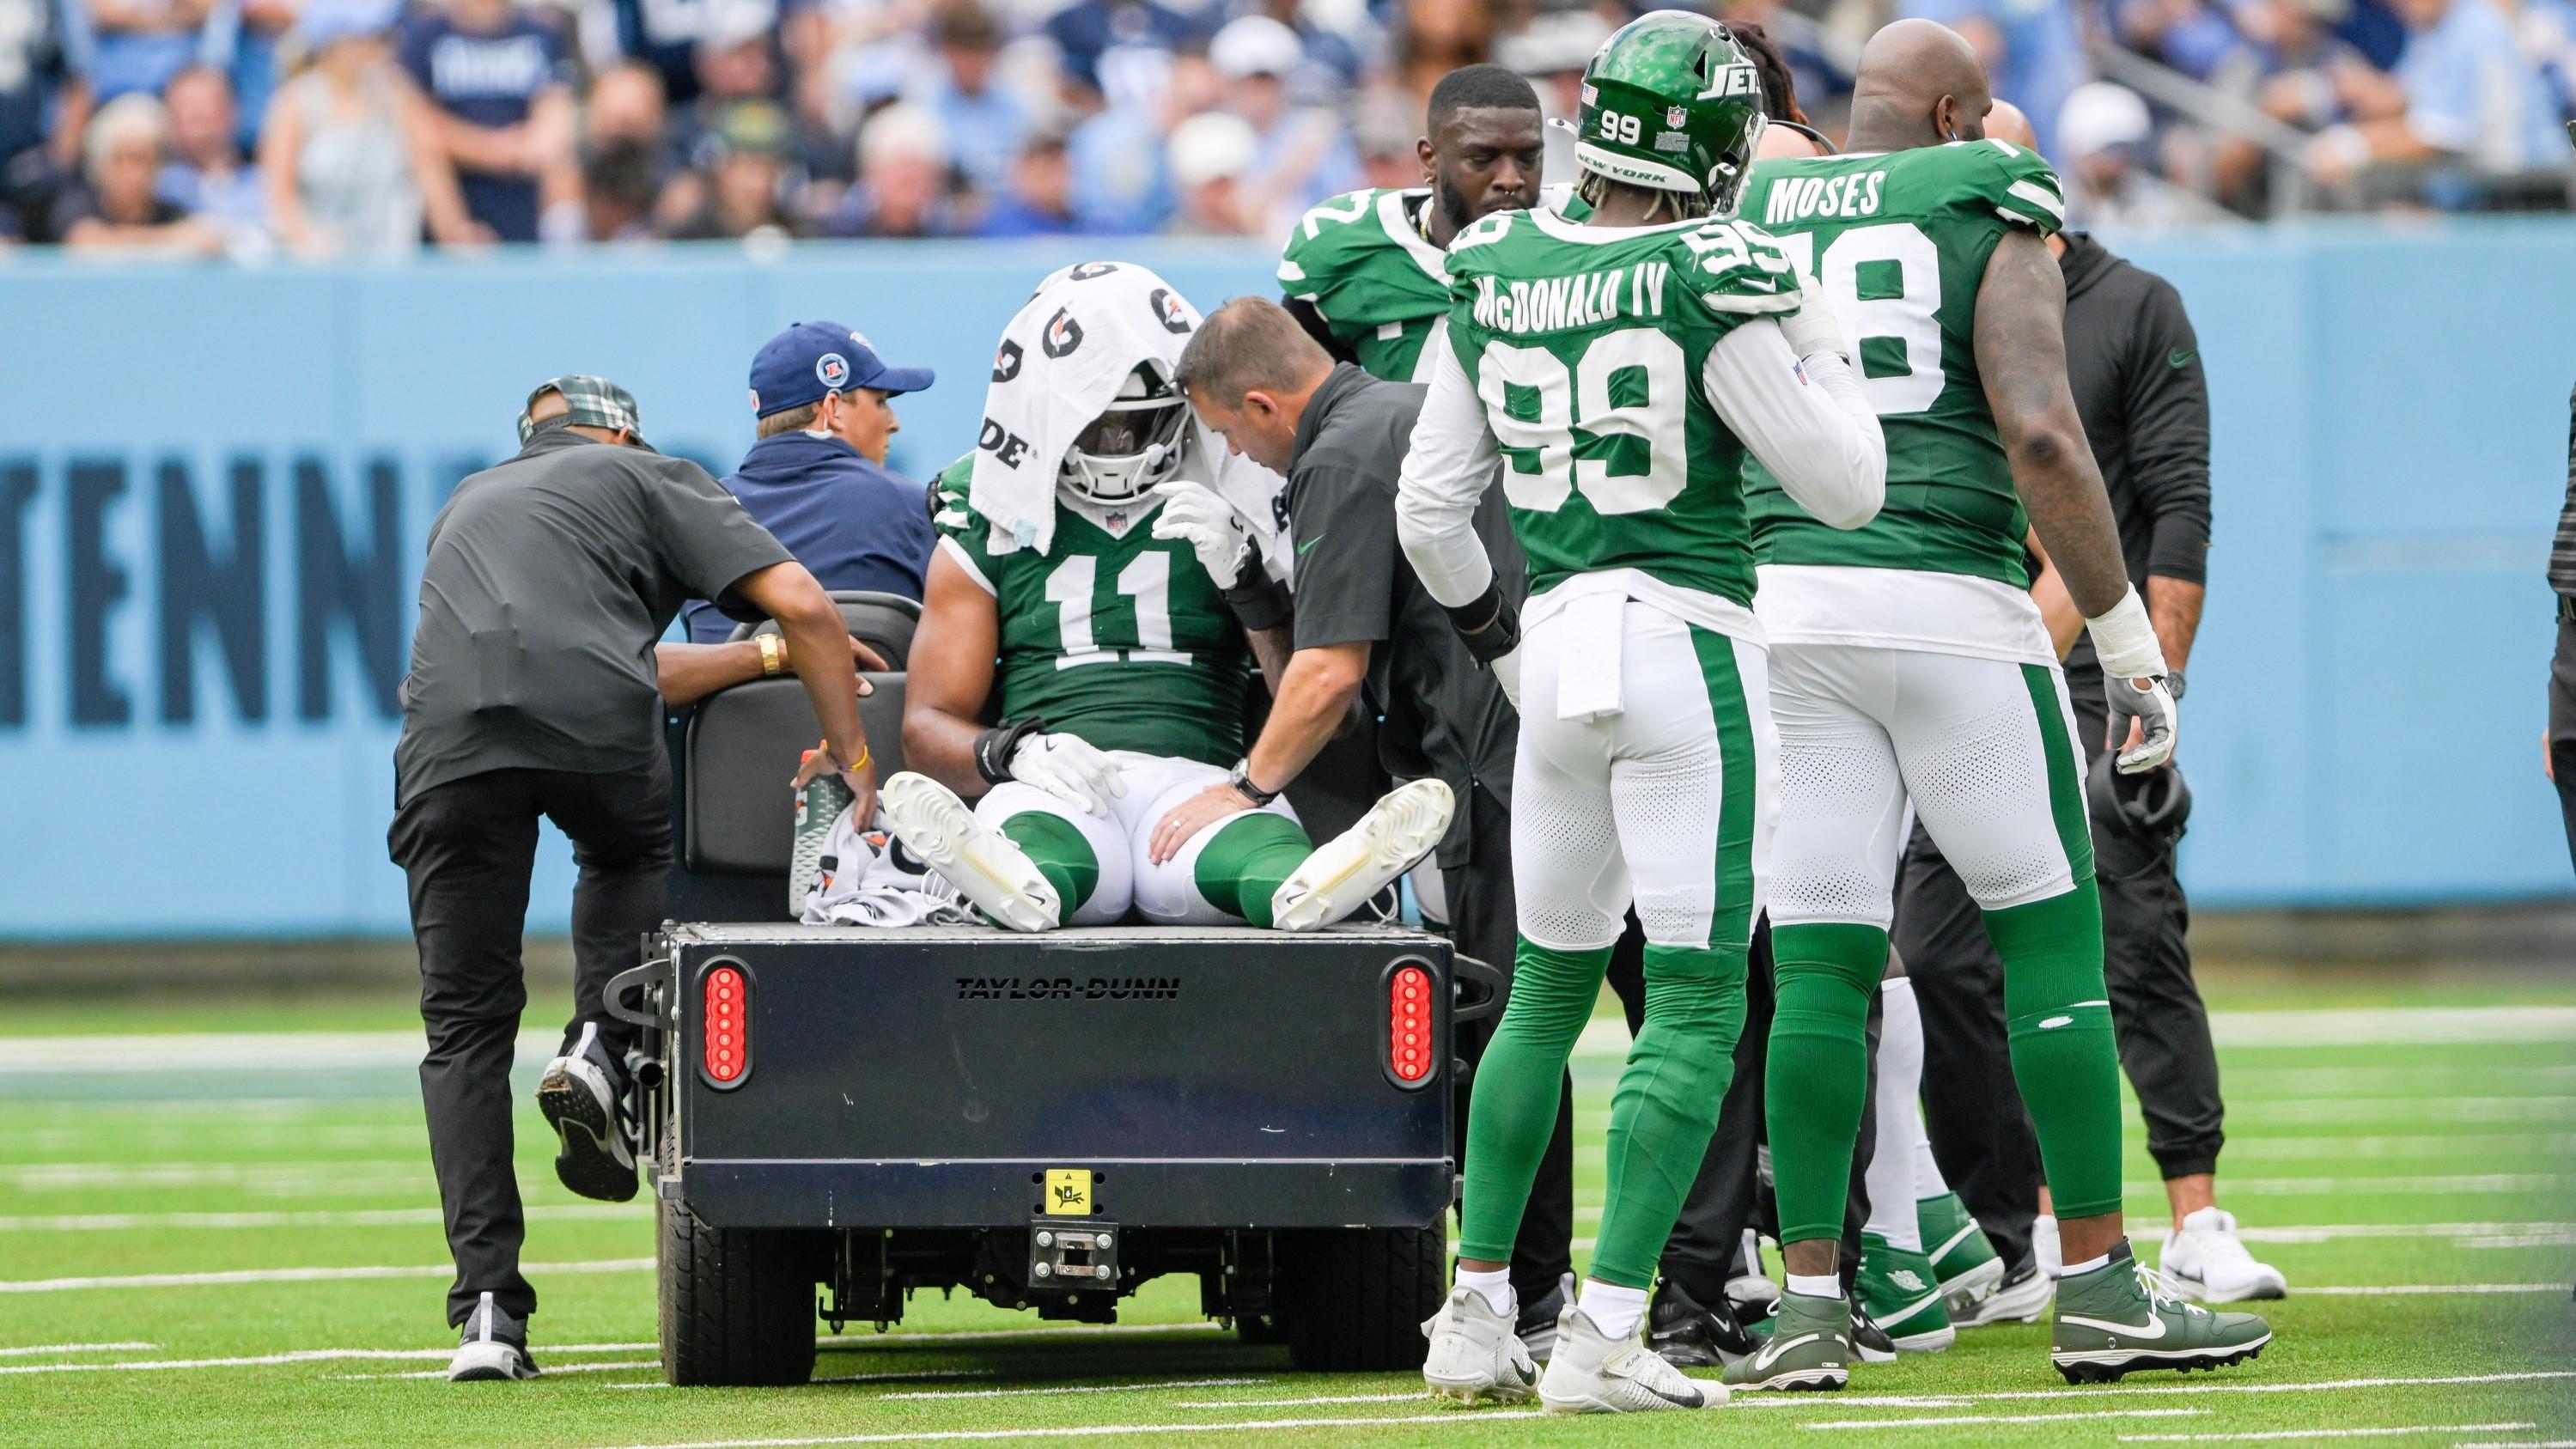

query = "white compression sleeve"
[
  {"left": 1867, "top": 977, "right": 1927, "bottom": 1251},
  {"left": 1704, "top": 317, "right": 1887, "bottom": 532},
  {"left": 1394, "top": 340, "right": 1504, "bottom": 610}
]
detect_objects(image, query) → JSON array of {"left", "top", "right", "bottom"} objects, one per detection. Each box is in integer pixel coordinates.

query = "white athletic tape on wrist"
[{"left": 2085, "top": 588, "right": 2167, "bottom": 680}]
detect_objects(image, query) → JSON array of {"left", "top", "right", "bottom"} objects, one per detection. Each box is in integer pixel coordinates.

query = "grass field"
[{"left": 3, "top": 972, "right": 2571, "bottom": 1448}]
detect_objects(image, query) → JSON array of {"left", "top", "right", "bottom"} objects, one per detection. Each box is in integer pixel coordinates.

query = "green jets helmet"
[{"left": 1565, "top": 9, "right": 1768, "bottom": 216}]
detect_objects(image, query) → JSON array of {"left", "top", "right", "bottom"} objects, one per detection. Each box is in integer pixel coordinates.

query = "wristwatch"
[
  {"left": 2162, "top": 668, "right": 2186, "bottom": 703},
  {"left": 1228, "top": 759, "right": 1282, "bottom": 807}
]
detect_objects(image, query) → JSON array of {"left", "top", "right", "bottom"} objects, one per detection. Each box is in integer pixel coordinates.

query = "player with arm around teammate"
[
  {"left": 1399, "top": 11, "right": 1886, "bottom": 1413},
  {"left": 880, "top": 262, "right": 1453, "bottom": 935},
  {"left": 1726, "top": 21, "right": 2270, "bottom": 1391}
]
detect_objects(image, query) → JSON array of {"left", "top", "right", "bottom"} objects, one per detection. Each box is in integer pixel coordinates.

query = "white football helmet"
[{"left": 1061, "top": 361, "right": 1190, "bottom": 508}]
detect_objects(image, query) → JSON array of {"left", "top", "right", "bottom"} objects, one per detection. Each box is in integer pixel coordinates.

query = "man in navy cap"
[{"left": 683, "top": 321, "right": 939, "bottom": 643}]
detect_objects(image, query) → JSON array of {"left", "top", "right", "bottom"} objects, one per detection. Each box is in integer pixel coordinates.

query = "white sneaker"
[
  {"left": 1726, "top": 1228, "right": 1781, "bottom": 1325},
  {"left": 878, "top": 773, "right": 1062, "bottom": 933},
  {"left": 2033, "top": 1213, "right": 2062, "bottom": 1279},
  {"left": 1422, "top": 1287, "right": 1538, "bottom": 1404},
  {"left": 2159, "top": 1206, "right": 2289, "bottom": 1303},
  {"left": 1537, "top": 1305, "right": 1724, "bottom": 1414},
  {"left": 1270, "top": 779, "right": 1453, "bottom": 932}
]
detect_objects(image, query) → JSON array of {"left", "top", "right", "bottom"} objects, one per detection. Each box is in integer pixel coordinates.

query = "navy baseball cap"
[{"left": 747, "top": 321, "right": 935, "bottom": 418}]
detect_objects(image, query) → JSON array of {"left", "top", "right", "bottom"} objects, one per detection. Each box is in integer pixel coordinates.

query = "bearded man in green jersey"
[
  {"left": 880, "top": 260, "right": 1453, "bottom": 935},
  {"left": 1398, "top": 11, "right": 1888, "bottom": 1413},
  {"left": 1726, "top": 20, "right": 2271, "bottom": 1391},
  {"left": 1278, "top": 64, "right": 1553, "bottom": 382}
]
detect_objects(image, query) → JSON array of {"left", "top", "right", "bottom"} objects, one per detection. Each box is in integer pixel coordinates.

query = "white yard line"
[
  {"left": 2300, "top": 1284, "right": 2565, "bottom": 1295},
  {"left": 2211, "top": 1135, "right": 2575, "bottom": 1160},
  {"left": 2455, "top": 1441, "right": 2576, "bottom": 1447},
  {"left": 0, "top": 1204, "right": 640, "bottom": 1233},
  {"left": 339, "top": 1360, "right": 663, "bottom": 1381},
  {"left": 591, "top": 1414, "right": 1546, "bottom": 1449},
  {"left": 879, "top": 1378, "right": 1264, "bottom": 1401},
  {"left": 2127, "top": 1176, "right": 2576, "bottom": 1197},
  {"left": 0, "top": 1341, "right": 156, "bottom": 1357},
  {"left": 2251, "top": 1100, "right": 2576, "bottom": 1125},
  {"left": 0, "top": 1160, "right": 428, "bottom": 1190},
  {"left": 1802, "top": 1408, "right": 2208, "bottom": 1431},
  {"left": 0, "top": 1031, "right": 557, "bottom": 1072},
  {"left": 0, "top": 1258, "right": 653, "bottom": 1294},
  {"left": 2122, "top": 1221, "right": 2576, "bottom": 1245},
  {"left": 0, "top": 1342, "right": 657, "bottom": 1376},
  {"left": 2120, "top": 1426, "right": 2536, "bottom": 1443},
  {"left": 1848, "top": 1372, "right": 2576, "bottom": 1405}
]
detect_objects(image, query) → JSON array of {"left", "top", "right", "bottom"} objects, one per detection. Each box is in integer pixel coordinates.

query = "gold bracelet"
[{"left": 756, "top": 633, "right": 783, "bottom": 677}]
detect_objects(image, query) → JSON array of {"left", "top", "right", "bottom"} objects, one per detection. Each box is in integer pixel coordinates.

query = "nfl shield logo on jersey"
[{"left": 1666, "top": 105, "right": 1688, "bottom": 128}]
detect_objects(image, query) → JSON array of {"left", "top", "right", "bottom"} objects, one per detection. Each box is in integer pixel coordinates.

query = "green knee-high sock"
[
  {"left": 1192, "top": 812, "right": 1312, "bottom": 928},
  {"left": 1988, "top": 880, "right": 2122, "bottom": 1221},
  {"left": 1764, "top": 922, "right": 1891, "bottom": 1247},
  {"left": 1460, "top": 938, "right": 1610, "bottom": 1264},
  {"left": 1592, "top": 943, "right": 1746, "bottom": 1288},
  {"left": 997, "top": 813, "right": 1099, "bottom": 927}
]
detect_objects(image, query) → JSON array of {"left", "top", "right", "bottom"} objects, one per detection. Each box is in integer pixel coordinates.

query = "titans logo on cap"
[{"left": 816, "top": 353, "right": 850, "bottom": 388}]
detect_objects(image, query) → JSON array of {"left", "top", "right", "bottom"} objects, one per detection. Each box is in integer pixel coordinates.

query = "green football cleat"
[
  {"left": 1857, "top": 1233, "right": 1955, "bottom": 1352},
  {"left": 1720, "top": 1289, "right": 1848, "bottom": 1391},
  {"left": 1917, "top": 1192, "right": 2007, "bottom": 1315},
  {"left": 2051, "top": 1239, "right": 2272, "bottom": 1384}
]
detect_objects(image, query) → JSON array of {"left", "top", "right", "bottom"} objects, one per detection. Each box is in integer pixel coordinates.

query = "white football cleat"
[
  {"left": 1422, "top": 1287, "right": 1538, "bottom": 1405},
  {"left": 1270, "top": 779, "right": 1454, "bottom": 932},
  {"left": 878, "top": 773, "right": 1062, "bottom": 933},
  {"left": 2159, "top": 1206, "right": 2289, "bottom": 1303},
  {"left": 1538, "top": 1304, "right": 1724, "bottom": 1414}
]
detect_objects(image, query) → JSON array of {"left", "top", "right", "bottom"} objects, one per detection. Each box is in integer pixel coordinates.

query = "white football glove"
[
  {"left": 1148, "top": 481, "right": 1257, "bottom": 589},
  {"left": 1778, "top": 266, "right": 1856, "bottom": 366},
  {"left": 1489, "top": 646, "right": 1523, "bottom": 712},
  {"left": 1010, "top": 732, "right": 1128, "bottom": 815}
]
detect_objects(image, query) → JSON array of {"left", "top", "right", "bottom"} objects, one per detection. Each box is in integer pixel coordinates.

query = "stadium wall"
[{"left": 0, "top": 218, "right": 2567, "bottom": 939}]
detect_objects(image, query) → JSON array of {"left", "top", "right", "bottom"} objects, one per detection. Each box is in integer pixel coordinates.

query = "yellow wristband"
[
  {"left": 756, "top": 633, "right": 783, "bottom": 677},
  {"left": 839, "top": 745, "right": 871, "bottom": 775}
]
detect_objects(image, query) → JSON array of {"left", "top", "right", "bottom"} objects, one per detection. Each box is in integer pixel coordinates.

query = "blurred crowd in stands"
[{"left": 1, "top": 0, "right": 2567, "bottom": 255}]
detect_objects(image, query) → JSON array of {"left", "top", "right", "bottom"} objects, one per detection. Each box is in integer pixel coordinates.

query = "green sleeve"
[{"left": 1980, "top": 138, "right": 2067, "bottom": 238}]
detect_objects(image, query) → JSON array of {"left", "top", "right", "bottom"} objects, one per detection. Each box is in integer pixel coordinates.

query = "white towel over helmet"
[{"left": 968, "top": 259, "right": 1287, "bottom": 567}]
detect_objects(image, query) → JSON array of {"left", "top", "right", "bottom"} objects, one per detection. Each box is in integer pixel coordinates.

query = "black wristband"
[
  {"left": 1228, "top": 759, "right": 1283, "bottom": 807},
  {"left": 1220, "top": 572, "right": 1293, "bottom": 632},
  {"left": 2161, "top": 668, "right": 2185, "bottom": 703},
  {"left": 973, "top": 717, "right": 1048, "bottom": 786},
  {"left": 1440, "top": 581, "right": 1521, "bottom": 666}
]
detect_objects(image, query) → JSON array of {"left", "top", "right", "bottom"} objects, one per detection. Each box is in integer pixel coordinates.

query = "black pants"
[
  {"left": 388, "top": 760, "right": 671, "bottom": 1327},
  {"left": 2551, "top": 612, "right": 2576, "bottom": 874},
  {"left": 1619, "top": 922, "right": 1879, "bottom": 1299},
  {"left": 1894, "top": 673, "right": 2223, "bottom": 1257}
]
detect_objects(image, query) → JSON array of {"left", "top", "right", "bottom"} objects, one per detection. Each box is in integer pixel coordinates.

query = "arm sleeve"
[
  {"left": 2124, "top": 277, "right": 2213, "bottom": 585},
  {"left": 1288, "top": 464, "right": 1398, "bottom": 650},
  {"left": 1394, "top": 340, "right": 1504, "bottom": 609},
  {"left": 1703, "top": 319, "right": 1887, "bottom": 531},
  {"left": 642, "top": 458, "right": 797, "bottom": 612}
]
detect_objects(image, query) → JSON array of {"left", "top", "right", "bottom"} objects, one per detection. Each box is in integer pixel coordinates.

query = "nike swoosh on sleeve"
[
  {"left": 2167, "top": 348, "right": 2197, "bottom": 368},
  {"left": 1296, "top": 534, "right": 1325, "bottom": 555}
]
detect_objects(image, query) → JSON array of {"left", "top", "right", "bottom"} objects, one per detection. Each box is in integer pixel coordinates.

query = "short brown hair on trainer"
[{"left": 1173, "top": 297, "right": 1333, "bottom": 410}]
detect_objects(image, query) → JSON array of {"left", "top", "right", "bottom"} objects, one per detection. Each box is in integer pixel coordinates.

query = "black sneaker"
[
  {"left": 535, "top": 1021, "right": 638, "bottom": 1202},
  {"left": 1647, "top": 1277, "right": 1761, "bottom": 1367},
  {"left": 448, "top": 1292, "right": 539, "bottom": 1381},
  {"left": 1514, "top": 1271, "right": 1574, "bottom": 1365},
  {"left": 1848, "top": 1294, "right": 1898, "bottom": 1364}
]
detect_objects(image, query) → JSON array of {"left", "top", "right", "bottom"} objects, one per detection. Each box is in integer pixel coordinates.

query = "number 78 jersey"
[{"left": 1739, "top": 140, "right": 2066, "bottom": 588}]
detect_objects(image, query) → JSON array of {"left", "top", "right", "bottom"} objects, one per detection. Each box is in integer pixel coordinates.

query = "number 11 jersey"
[{"left": 1739, "top": 140, "right": 2066, "bottom": 589}]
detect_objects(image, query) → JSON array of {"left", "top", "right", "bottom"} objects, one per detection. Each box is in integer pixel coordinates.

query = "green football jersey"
[
  {"left": 1279, "top": 186, "right": 1594, "bottom": 383},
  {"left": 1440, "top": 206, "right": 1801, "bottom": 607},
  {"left": 1739, "top": 138, "right": 2067, "bottom": 587},
  {"left": 1279, "top": 188, "right": 1458, "bottom": 382},
  {"left": 932, "top": 457, "right": 1249, "bottom": 765}
]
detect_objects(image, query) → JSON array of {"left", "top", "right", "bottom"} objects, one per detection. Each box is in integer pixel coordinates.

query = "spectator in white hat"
[
  {"left": 1210, "top": 13, "right": 1357, "bottom": 237},
  {"left": 2058, "top": 80, "right": 2224, "bottom": 228},
  {"left": 1166, "top": 107, "right": 1259, "bottom": 235}
]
